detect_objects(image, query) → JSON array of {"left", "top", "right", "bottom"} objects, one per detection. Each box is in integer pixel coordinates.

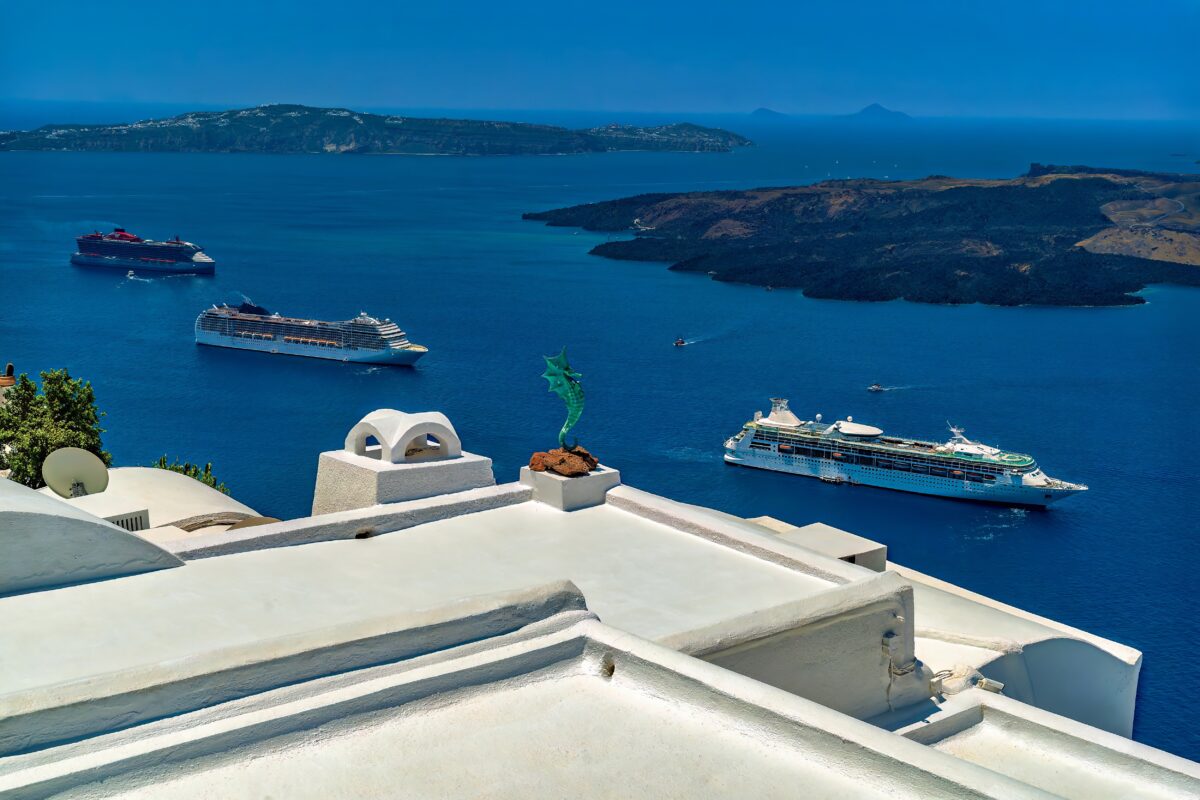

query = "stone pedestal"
[
  {"left": 313, "top": 450, "right": 496, "bottom": 515},
  {"left": 519, "top": 465, "right": 621, "bottom": 512}
]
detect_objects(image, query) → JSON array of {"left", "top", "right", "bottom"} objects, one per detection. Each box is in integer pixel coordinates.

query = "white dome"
[{"left": 838, "top": 420, "right": 883, "bottom": 437}]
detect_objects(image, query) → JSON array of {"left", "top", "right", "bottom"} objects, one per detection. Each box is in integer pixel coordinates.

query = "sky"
[{"left": 1, "top": 0, "right": 1195, "bottom": 120}]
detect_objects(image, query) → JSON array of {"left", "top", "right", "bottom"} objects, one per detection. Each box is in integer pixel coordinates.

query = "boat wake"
[
  {"left": 661, "top": 446, "right": 722, "bottom": 463},
  {"left": 675, "top": 323, "right": 743, "bottom": 347},
  {"left": 868, "top": 384, "right": 926, "bottom": 393}
]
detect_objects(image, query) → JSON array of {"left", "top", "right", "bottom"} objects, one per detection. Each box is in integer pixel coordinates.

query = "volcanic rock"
[{"left": 528, "top": 446, "right": 599, "bottom": 477}]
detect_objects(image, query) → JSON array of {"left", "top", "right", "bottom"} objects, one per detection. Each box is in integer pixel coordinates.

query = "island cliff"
[
  {"left": 0, "top": 104, "right": 752, "bottom": 156},
  {"left": 524, "top": 166, "right": 1200, "bottom": 306}
]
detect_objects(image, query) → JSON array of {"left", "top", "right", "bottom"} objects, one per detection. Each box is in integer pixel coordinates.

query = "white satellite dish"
[{"left": 42, "top": 447, "right": 109, "bottom": 499}]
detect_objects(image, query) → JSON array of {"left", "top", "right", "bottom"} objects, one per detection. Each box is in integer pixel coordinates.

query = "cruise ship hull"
[
  {"left": 195, "top": 329, "right": 425, "bottom": 365},
  {"left": 723, "top": 450, "right": 1081, "bottom": 508},
  {"left": 71, "top": 252, "right": 216, "bottom": 274}
]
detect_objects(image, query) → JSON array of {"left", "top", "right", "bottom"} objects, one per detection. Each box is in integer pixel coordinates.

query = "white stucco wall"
[
  {"left": 0, "top": 479, "right": 182, "bottom": 597},
  {"left": 311, "top": 449, "right": 496, "bottom": 515},
  {"left": 891, "top": 562, "right": 1143, "bottom": 736},
  {"left": 0, "top": 616, "right": 1055, "bottom": 800},
  {"left": 900, "top": 690, "right": 1200, "bottom": 798}
]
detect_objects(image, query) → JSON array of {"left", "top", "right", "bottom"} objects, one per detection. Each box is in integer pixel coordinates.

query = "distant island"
[
  {"left": 750, "top": 107, "right": 791, "bottom": 120},
  {"left": 524, "top": 165, "right": 1200, "bottom": 306},
  {"left": 748, "top": 103, "right": 910, "bottom": 122},
  {"left": 845, "top": 103, "right": 910, "bottom": 121},
  {"left": 0, "top": 104, "right": 753, "bottom": 156}
]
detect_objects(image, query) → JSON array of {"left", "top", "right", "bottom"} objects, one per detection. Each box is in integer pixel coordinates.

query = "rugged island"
[
  {"left": 0, "top": 104, "right": 752, "bottom": 156},
  {"left": 524, "top": 165, "right": 1200, "bottom": 306}
]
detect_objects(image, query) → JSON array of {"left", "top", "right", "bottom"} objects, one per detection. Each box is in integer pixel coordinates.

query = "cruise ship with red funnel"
[{"left": 71, "top": 228, "right": 215, "bottom": 273}]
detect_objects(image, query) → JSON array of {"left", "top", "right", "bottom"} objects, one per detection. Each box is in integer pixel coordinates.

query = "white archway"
[{"left": 344, "top": 410, "right": 463, "bottom": 464}]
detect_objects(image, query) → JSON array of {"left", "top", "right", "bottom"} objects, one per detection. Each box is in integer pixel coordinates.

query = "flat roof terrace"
[
  {"left": 0, "top": 614, "right": 1046, "bottom": 800},
  {"left": 0, "top": 501, "right": 838, "bottom": 708}
]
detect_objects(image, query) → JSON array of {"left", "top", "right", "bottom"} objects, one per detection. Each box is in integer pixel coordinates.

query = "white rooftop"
[
  {"left": 0, "top": 408, "right": 1195, "bottom": 797},
  {"left": 0, "top": 599, "right": 1056, "bottom": 800},
  {"left": 0, "top": 501, "right": 836, "bottom": 706},
  {"left": 36, "top": 466, "right": 257, "bottom": 529}
]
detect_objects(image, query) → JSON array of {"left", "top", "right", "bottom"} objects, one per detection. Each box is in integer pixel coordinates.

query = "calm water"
[{"left": 1, "top": 117, "right": 1197, "bottom": 758}]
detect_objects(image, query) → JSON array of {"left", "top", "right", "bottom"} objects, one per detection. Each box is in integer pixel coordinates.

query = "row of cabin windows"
[
  {"left": 748, "top": 434, "right": 1003, "bottom": 472},
  {"left": 201, "top": 318, "right": 390, "bottom": 349},
  {"left": 758, "top": 441, "right": 998, "bottom": 481},
  {"left": 751, "top": 434, "right": 1007, "bottom": 474}
]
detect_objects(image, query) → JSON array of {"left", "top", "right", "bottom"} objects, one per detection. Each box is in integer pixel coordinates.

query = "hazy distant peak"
[
  {"left": 850, "top": 103, "right": 910, "bottom": 120},
  {"left": 750, "top": 107, "right": 790, "bottom": 119}
]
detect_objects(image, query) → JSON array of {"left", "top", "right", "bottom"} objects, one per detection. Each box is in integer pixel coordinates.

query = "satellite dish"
[
  {"left": 227, "top": 516, "right": 282, "bottom": 530},
  {"left": 847, "top": 415, "right": 854, "bottom": 422},
  {"left": 42, "top": 448, "right": 109, "bottom": 499},
  {"left": 815, "top": 413, "right": 823, "bottom": 422}
]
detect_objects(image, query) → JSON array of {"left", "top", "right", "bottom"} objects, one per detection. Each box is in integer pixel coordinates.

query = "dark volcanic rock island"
[
  {"left": 0, "top": 104, "right": 751, "bottom": 156},
  {"left": 524, "top": 165, "right": 1200, "bottom": 306}
]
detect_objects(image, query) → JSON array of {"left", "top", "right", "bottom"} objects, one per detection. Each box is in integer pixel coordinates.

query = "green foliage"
[
  {"left": 0, "top": 369, "right": 110, "bottom": 488},
  {"left": 153, "top": 455, "right": 229, "bottom": 494}
]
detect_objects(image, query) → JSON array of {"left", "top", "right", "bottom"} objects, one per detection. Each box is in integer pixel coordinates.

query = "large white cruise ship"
[
  {"left": 195, "top": 302, "right": 427, "bottom": 365},
  {"left": 724, "top": 398, "right": 1086, "bottom": 508}
]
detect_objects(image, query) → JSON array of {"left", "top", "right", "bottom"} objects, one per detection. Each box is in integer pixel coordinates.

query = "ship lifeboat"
[{"left": 832, "top": 452, "right": 844, "bottom": 459}]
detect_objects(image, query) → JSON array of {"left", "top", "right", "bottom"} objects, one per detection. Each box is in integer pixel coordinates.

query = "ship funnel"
[{"left": 765, "top": 397, "right": 801, "bottom": 427}]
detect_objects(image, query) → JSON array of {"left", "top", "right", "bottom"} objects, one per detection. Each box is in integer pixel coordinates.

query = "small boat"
[
  {"left": 868, "top": 383, "right": 885, "bottom": 392},
  {"left": 126, "top": 270, "right": 136, "bottom": 279},
  {"left": 674, "top": 338, "right": 687, "bottom": 347}
]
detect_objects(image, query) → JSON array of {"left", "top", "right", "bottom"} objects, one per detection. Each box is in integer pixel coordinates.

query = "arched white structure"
[
  {"left": 345, "top": 410, "right": 462, "bottom": 464},
  {"left": 313, "top": 409, "right": 495, "bottom": 514}
]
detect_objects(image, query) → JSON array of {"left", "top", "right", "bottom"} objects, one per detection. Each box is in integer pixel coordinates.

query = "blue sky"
[{"left": 2, "top": 0, "right": 1194, "bottom": 119}]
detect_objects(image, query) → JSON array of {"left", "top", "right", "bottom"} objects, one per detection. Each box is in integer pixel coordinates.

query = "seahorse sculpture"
[{"left": 541, "top": 347, "right": 584, "bottom": 449}]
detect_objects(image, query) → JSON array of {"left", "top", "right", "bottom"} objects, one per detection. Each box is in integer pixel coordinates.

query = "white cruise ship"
[
  {"left": 195, "top": 302, "right": 427, "bottom": 365},
  {"left": 724, "top": 398, "right": 1086, "bottom": 508}
]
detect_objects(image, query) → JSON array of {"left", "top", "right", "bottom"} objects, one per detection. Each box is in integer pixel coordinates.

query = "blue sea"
[{"left": 1, "top": 115, "right": 1197, "bottom": 758}]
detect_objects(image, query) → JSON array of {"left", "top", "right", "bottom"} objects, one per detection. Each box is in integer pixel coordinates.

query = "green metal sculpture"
[{"left": 541, "top": 347, "right": 584, "bottom": 449}]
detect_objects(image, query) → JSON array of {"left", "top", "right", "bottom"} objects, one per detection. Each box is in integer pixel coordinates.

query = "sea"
[{"left": 1, "top": 110, "right": 1197, "bottom": 758}]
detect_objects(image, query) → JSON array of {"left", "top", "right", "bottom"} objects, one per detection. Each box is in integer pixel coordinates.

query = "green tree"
[
  {"left": 0, "top": 369, "right": 111, "bottom": 488},
  {"left": 153, "top": 455, "right": 229, "bottom": 494}
]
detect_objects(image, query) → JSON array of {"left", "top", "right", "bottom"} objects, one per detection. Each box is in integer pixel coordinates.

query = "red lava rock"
[
  {"left": 545, "top": 450, "right": 589, "bottom": 477},
  {"left": 529, "top": 447, "right": 602, "bottom": 477},
  {"left": 568, "top": 446, "right": 599, "bottom": 471}
]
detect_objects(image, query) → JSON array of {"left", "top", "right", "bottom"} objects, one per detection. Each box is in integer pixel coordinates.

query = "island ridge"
[{"left": 524, "top": 165, "right": 1200, "bottom": 306}]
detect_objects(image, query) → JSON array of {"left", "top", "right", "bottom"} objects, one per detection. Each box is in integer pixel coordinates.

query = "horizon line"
[{"left": 1, "top": 97, "right": 1196, "bottom": 125}]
